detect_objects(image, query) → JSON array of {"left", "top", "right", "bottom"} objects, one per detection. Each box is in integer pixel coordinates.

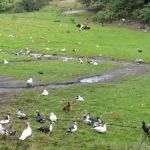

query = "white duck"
[
  {"left": 91, "top": 123, "right": 107, "bottom": 133},
  {"left": 79, "top": 58, "right": 83, "bottom": 64},
  {"left": 92, "top": 61, "right": 98, "bottom": 66},
  {"left": 0, "top": 126, "right": 8, "bottom": 135},
  {"left": 41, "top": 89, "right": 49, "bottom": 96},
  {"left": 49, "top": 112, "right": 57, "bottom": 122},
  {"left": 3, "top": 60, "right": 9, "bottom": 64},
  {"left": 60, "top": 48, "right": 66, "bottom": 52},
  {"left": 19, "top": 122, "right": 32, "bottom": 140},
  {"left": 76, "top": 96, "right": 84, "bottom": 102},
  {"left": 26, "top": 78, "right": 33, "bottom": 86},
  {"left": 0, "top": 115, "right": 10, "bottom": 125},
  {"left": 17, "top": 109, "right": 27, "bottom": 119},
  {"left": 83, "top": 113, "right": 92, "bottom": 124},
  {"left": 65, "top": 122, "right": 78, "bottom": 133}
]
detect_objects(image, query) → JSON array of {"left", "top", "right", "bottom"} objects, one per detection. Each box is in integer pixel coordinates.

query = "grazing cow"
[{"left": 76, "top": 24, "right": 90, "bottom": 30}]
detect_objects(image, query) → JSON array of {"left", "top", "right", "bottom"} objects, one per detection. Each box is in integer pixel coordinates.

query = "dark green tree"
[{"left": 137, "top": 2, "right": 150, "bottom": 23}]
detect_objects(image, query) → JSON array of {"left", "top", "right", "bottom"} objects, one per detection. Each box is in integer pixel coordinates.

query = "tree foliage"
[
  {"left": 19, "top": 0, "right": 49, "bottom": 12},
  {"left": 0, "top": 0, "right": 14, "bottom": 12},
  {"left": 0, "top": 0, "right": 50, "bottom": 12},
  {"left": 79, "top": 0, "right": 150, "bottom": 23},
  {"left": 137, "top": 3, "right": 150, "bottom": 23}
]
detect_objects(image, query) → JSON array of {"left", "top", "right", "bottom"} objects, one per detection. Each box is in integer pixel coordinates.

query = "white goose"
[
  {"left": 0, "top": 115, "right": 10, "bottom": 125},
  {"left": 91, "top": 123, "right": 107, "bottom": 133},
  {"left": 3, "top": 60, "right": 9, "bottom": 64},
  {"left": 41, "top": 89, "right": 49, "bottom": 96},
  {"left": 49, "top": 112, "right": 57, "bottom": 122},
  {"left": 26, "top": 78, "right": 33, "bottom": 86},
  {"left": 19, "top": 122, "right": 32, "bottom": 140},
  {"left": 92, "top": 61, "right": 98, "bottom": 66},
  {"left": 76, "top": 96, "right": 84, "bottom": 102}
]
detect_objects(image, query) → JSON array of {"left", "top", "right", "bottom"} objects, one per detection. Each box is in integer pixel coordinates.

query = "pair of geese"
[{"left": 83, "top": 113, "right": 107, "bottom": 133}]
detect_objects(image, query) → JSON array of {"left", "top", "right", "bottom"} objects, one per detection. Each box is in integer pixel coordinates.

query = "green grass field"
[
  {"left": 0, "top": 60, "right": 122, "bottom": 83},
  {"left": 0, "top": 5, "right": 150, "bottom": 62},
  {"left": 1, "top": 74, "right": 150, "bottom": 150},
  {"left": 0, "top": 1, "right": 150, "bottom": 150}
]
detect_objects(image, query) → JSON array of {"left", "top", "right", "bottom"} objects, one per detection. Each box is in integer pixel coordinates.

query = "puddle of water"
[{"left": 80, "top": 74, "right": 112, "bottom": 83}]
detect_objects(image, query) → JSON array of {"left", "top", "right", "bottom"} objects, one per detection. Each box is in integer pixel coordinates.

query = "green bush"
[
  {"left": 137, "top": 2, "right": 150, "bottom": 23},
  {"left": 93, "top": 10, "right": 115, "bottom": 24},
  {"left": 0, "top": 0, "right": 14, "bottom": 12}
]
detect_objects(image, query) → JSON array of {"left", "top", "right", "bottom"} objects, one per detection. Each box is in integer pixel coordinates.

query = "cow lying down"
[{"left": 76, "top": 24, "right": 90, "bottom": 30}]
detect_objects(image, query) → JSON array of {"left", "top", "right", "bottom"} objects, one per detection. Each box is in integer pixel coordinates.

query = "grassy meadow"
[
  {"left": 0, "top": 59, "right": 122, "bottom": 84},
  {"left": 0, "top": 1, "right": 150, "bottom": 150},
  {"left": 0, "top": 4, "right": 150, "bottom": 62},
  {"left": 1, "top": 74, "right": 150, "bottom": 150}
]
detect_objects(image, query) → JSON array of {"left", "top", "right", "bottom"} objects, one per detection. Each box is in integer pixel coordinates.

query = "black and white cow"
[{"left": 76, "top": 24, "right": 90, "bottom": 30}]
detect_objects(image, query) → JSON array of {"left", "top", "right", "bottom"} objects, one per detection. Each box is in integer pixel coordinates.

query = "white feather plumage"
[
  {"left": 49, "top": 113, "right": 57, "bottom": 122},
  {"left": 41, "top": 89, "right": 48, "bottom": 96},
  {"left": 91, "top": 124, "right": 107, "bottom": 133},
  {"left": 19, "top": 122, "right": 32, "bottom": 140}
]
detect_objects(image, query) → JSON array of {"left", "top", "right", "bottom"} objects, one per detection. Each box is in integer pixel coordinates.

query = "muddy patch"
[
  {"left": 79, "top": 65, "right": 148, "bottom": 83},
  {"left": 0, "top": 77, "right": 22, "bottom": 105},
  {"left": 0, "top": 65, "right": 148, "bottom": 88},
  {"left": 62, "top": 10, "right": 86, "bottom": 15},
  {"left": 0, "top": 56, "right": 150, "bottom": 105},
  {"left": 8, "top": 52, "right": 133, "bottom": 66}
]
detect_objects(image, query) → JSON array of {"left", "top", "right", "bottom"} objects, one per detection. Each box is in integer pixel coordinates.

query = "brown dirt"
[
  {"left": 62, "top": 10, "right": 86, "bottom": 15},
  {"left": 0, "top": 77, "right": 22, "bottom": 106},
  {"left": 115, "top": 23, "right": 150, "bottom": 32}
]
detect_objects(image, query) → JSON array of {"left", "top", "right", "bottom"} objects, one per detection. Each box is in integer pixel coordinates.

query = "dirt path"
[
  {"left": 62, "top": 10, "right": 86, "bottom": 15},
  {"left": 0, "top": 52, "right": 150, "bottom": 105},
  {"left": 0, "top": 77, "right": 22, "bottom": 106}
]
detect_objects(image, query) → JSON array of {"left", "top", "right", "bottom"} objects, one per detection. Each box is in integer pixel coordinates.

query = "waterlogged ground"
[{"left": 0, "top": 54, "right": 149, "bottom": 105}]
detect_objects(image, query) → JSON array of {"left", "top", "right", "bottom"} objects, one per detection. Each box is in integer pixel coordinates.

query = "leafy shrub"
[
  {"left": 0, "top": 0, "right": 14, "bottom": 12},
  {"left": 93, "top": 10, "right": 115, "bottom": 23},
  {"left": 137, "top": 3, "right": 150, "bottom": 23}
]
